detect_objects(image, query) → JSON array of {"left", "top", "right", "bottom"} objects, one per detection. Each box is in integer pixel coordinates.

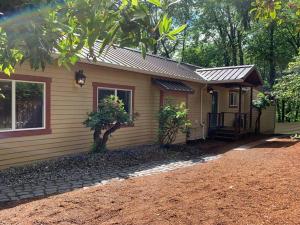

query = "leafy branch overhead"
[
  {"left": 252, "top": 0, "right": 300, "bottom": 22},
  {"left": 0, "top": 0, "right": 187, "bottom": 75}
]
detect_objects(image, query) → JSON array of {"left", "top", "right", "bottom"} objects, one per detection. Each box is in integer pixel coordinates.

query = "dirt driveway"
[{"left": 0, "top": 138, "right": 300, "bottom": 225}]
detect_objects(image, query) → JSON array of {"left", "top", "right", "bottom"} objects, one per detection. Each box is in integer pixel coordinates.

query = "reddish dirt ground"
[{"left": 1, "top": 138, "right": 300, "bottom": 225}]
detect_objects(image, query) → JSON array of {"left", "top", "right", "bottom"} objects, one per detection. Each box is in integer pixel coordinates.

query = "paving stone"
[
  {"left": 9, "top": 197, "right": 20, "bottom": 201},
  {"left": 19, "top": 194, "right": 34, "bottom": 200},
  {"left": 0, "top": 197, "right": 9, "bottom": 202},
  {"left": 0, "top": 153, "right": 220, "bottom": 203}
]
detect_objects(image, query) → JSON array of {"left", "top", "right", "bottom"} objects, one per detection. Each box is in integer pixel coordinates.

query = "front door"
[{"left": 211, "top": 91, "right": 218, "bottom": 128}]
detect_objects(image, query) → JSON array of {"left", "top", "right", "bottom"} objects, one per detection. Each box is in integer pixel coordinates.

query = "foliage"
[
  {"left": 273, "top": 52, "right": 300, "bottom": 122},
  {"left": 252, "top": 0, "right": 300, "bottom": 23},
  {"left": 252, "top": 92, "right": 271, "bottom": 134},
  {"left": 84, "top": 95, "right": 133, "bottom": 152},
  {"left": 158, "top": 102, "right": 191, "bottom": 146},
  {"left": 181, "top": 43, "right": 224, "bottom": 67},
  {"left": 0, "top": 0, "right": 186, "bottom": 75}
]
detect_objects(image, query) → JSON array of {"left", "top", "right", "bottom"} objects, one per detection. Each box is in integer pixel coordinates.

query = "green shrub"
[
  {"left": 84, "top": 95, "right": 133, "bottom": 153},
  {"left": 158, "top": 102, "right": 191, "bottom": 146}
]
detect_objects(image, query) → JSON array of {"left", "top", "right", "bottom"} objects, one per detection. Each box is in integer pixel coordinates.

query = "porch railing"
[{"left": 208, "top": 112, "right": 249, "bottom": 133}]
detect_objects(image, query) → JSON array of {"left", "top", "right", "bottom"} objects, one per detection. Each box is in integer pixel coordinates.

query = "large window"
[
  {"left": 97, "top": 87, "right": 133, "bottom": 115},
  {"left": 0, "top": 80, "right": 45, "bottom": 132},
  {"left": 229, "top": 91, "right": 238, "bottom": 108}
]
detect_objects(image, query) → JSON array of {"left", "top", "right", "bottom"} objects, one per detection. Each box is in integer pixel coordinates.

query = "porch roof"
[
  {"left": 195, "top": 65, "right": 263, "bottom": 87},
  {"left": 152, "top": 78, "right": 194, "bottom": 93}
]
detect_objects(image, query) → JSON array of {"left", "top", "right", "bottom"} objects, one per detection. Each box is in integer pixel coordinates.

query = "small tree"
[
  {"left": 158, "top": 102, "right": 191, "bottom": 146},
  {"left": 84, "top": 95, "right": 132, "bottom": 152},
  {"left": 252, "top": 93, "right": 271, "bottom": 134}
]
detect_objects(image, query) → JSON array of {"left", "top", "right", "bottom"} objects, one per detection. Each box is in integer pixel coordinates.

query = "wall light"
[{"left": 75, "top": 70, "right": 86, "bottom": 87}]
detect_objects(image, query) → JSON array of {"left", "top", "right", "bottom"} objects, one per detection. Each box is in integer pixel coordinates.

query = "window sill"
[
  {"left": 229, "top": 105, "right": 238, "bottom": 108},
  {"left": 0, "top": 128, "right": 52, "bottom": 139}
]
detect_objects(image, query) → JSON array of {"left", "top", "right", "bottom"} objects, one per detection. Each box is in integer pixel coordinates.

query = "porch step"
[
  {"left": 212, "top": 129, "right": 239, "bottom": 141},
  {"left": 214, "top": 135, "right": 238, "bottom": 140}
]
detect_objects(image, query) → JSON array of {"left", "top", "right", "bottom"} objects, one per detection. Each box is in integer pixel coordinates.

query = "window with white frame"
[
  {"left": 97, "top": 87, "right": 133, "bottom": 115},
  {"left": 0, "top": 80, "right": 45, "bottom": 131},
  {"left": 229, "top": 91, "right": 238, "bottom": 108}
]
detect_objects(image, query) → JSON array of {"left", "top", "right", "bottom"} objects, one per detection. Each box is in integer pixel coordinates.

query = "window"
[
  {"left": 0, "top": 80, "right": 45, "bottom": 132},
  {"left": 95, "top": 84, "right": 134, "bottom": 115},
  {"left": 0, "top": 75, "right": 51, "bottom": 139},
  {"left": 229, "top": 91, "right": 238, "bottom": 108}
]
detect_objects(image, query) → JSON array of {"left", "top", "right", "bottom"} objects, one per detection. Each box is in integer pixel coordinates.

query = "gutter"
[{"left": 200, "top": 84, "right": 208, "bottom": 140}]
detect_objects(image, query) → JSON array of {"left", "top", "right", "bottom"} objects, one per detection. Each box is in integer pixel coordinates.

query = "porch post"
[
  {"left": 249, "top": 87, "right": 253, "bottom": 129},
  {"left": 238, "top": 85, "right": 242, "bottom": 133}
]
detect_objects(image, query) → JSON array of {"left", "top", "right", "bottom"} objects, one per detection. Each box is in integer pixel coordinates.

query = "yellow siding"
[
  {"left": 0, "top": 63, "right": 276, "bottom": 169},
  {"left": 0, "top": 63, "right": 188, "bottom": 169},
  {"left": 260, "top": 106, "right": 276, "bottom": 133},
  {"left": 163, "top": 92, "right": 187, "bottom": 144}
]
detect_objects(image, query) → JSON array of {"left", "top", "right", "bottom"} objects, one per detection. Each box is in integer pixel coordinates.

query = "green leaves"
[
  {"left": 252, "top": 93, "right": 271, "bottom": 111},
  {"left": 158, "top": 102, "right": 190, "bottom": 145},
  {"left": 159, "top": 15, "right": 187, "bottom": 41},
  {"left": 0, "top": 0, "right": 183, "bottom": 76},
  {"left": 147, "top": 0, "right": 161, "bottom": 7},
  {"left": 159, "top": 15, "right": 172, "bottom": 35},
  {"left": 84, "top": 95, "right": 133, "bottom": 152}
]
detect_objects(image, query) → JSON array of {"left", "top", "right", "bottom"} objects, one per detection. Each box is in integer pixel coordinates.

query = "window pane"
[
  {"left": 117, "top": 90, "right": 131, "bottom": 113},
  {"left": 16, "top": 82, "right": 44, "bottom": 129},
  {"left": 98, "top": 89, "right": 115, "bottom": 104},
  {"left": 0, "top": 81, "right": 12, "bottom": 130}
]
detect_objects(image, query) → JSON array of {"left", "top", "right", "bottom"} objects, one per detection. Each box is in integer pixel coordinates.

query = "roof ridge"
[{"left": 196, "top": 65, "right": 254, "bottom": 71}]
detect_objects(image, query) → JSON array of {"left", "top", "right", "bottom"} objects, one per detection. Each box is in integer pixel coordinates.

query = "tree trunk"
[
  {"left": 276, "top": 101, "right": 281, "bottom": 122},
  {"left": 268, "top": 21, "right": 276, "bottom": 86},
  {"left": 255, "top": 110, "right": 262, "bottom": 134},
  {"left": 226, "top": 5, "right": 237, "bottom": 66},
  {"left": 287, "top": 103, "right": 292, "bottom": 122},
  {"left": 181, "top": 27, "right": 187, "bottom": 62},
  {"left": 237, "top": 30, "right": 244, "bottom": 65},
  {"left": 281, "top": 100, "right": 285, "bottom": 122},
  {"left": 295, "top": 104, "right": 299, "bottom": 122},
  {"left": 94, "top": 123, "right": 122, "bottom": 152}
]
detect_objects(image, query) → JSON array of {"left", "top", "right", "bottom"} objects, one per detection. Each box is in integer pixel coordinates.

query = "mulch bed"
[{"left": 0, "top": 135, "right": 266, "bottom": 187}]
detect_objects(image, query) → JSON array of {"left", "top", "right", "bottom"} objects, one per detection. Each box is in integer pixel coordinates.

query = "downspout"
[{"left": 200, "top": 84, "right": 208, "bottom": 140}]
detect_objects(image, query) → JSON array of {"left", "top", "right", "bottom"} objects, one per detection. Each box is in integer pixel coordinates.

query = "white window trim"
[
  {"left": 0, "top": 79, "right": 46, "bottom": 133},
  {"left": 97, "top": 87, "right": 133, "bottom": 116},
  {"left": 229, "top": 92, "right": 238, "bottom": 107}
]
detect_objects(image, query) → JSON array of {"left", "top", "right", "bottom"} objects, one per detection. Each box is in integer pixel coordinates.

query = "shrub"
[
  {"left": 84, "top": 95, "right": 133, "bottom": 152},
  {"left": 158, "top": 102, "right": 191, "bottom": 146}
]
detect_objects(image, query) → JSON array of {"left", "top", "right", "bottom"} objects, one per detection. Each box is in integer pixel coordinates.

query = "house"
[{"left": 0, "top": 43, "right": 276, "bottom": 169}]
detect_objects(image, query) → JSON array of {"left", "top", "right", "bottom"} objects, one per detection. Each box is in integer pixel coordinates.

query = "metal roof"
[
  {"left": 152, "top": 78, "right": 194, "bottom": 93},
  {"left": 195, "top": 65, "right": 263, "bottom": 85},
  {"left": 78, "top": 42, "right": 204, "bottom": 83},
  {"left": 77, "top": 43, "right": 263, "bottom": 86}
]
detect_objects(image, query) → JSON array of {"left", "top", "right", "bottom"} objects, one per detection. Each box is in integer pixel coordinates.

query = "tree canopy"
[{"left": 0, "top": 0, "right": 186, "bottom": 75}]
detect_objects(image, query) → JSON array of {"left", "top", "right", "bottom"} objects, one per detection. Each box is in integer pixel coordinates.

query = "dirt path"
[{"left": 0, "top": 138, "right": 300, "bottom": 225}]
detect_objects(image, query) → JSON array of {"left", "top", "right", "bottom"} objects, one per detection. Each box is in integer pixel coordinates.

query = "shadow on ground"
[{"left": 255, "top": 138, "right": 299, "bottom": 149}]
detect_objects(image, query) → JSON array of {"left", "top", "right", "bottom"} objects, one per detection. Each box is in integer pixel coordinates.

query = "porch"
[
  {"left": 208, "top": 112, "right": 251, "bottom": 140},
  {"left": 196, "top": 65, "right": 264, "bottom": 140}
]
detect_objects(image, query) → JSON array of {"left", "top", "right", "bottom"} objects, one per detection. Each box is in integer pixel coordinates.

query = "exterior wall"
[
  {"left": 0, "top": 63, "right": 276, "bottom": 169},
  {"left": 260, "top": 105, "right": 276, "bottom": 133},
  {"left": 0, "top": 63, "right": 192, "bottom": 169},
  {"left": 252, "top": 89, "right": 276, "bottom": 134}
]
